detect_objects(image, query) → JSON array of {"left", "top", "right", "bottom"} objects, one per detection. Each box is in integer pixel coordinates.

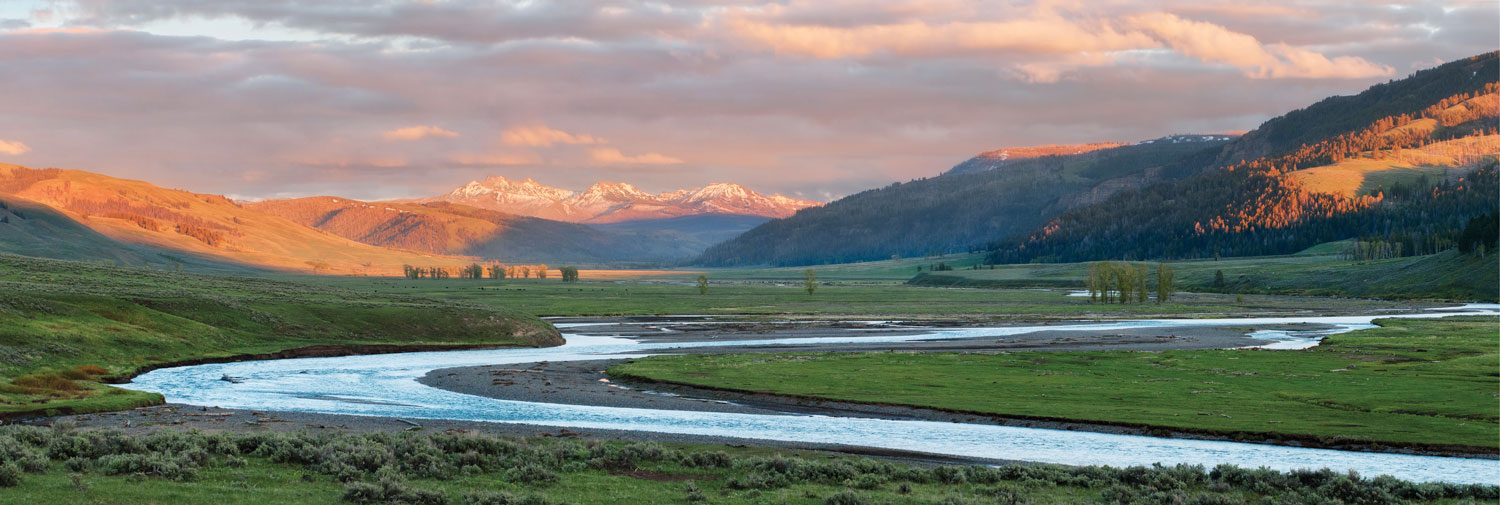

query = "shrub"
[
  {"left": 823, "top": 490, "right": 871, "bottom": 505},
  {"left": 506, "top": 463, "right": 557, "bottom": 485},
  {"left": 0, "top": 461, "right": 21, "bottom": 487}
]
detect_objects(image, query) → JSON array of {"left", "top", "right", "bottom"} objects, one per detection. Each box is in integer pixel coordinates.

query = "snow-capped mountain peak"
[{"left": 424, "top": 177, "right": 820, "bottom": 223}]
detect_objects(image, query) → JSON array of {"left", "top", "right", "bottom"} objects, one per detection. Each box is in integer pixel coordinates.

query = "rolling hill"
[{"left": 0, "top": 164, "right": 469, "bottom": 275}]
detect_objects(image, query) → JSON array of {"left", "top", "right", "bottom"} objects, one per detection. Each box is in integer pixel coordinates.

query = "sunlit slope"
[
  {"left": 0, "top": 194, "right": 254, "bottom": 273},
  {"left": 0, "top": 164, "right": 471, "bottom": 274},
  {"left": 1289, "top": 135, "right": 1497, "bottom": 197}
]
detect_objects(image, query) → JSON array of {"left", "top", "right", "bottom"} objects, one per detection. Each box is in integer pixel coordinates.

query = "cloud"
[
  {"left": 0, "top": 139, "right": 31, "bottom": 155},
  {"left": 726, "top": 7, "right": 1391, "bottom": 80},
  {"left": 382, "top": 125, "right": 459, "bottom": 141},
  {"left": 589, "top": 147, "right": 682, "bottom": 165},
  {"left": 447, "top": 152, "right": 540, "bottom": 167},
  {"left": 725, "top": 15, "right": 1155, "bottom": 59},
  {"left": 1125, "top": 13, "right": 1393, "bottom": 79},
  {"left": 0, "top": 1, "right": 1481, "bottom": 201},
  {"left": 500, "top": 125, "right": 603, "bottom": 147}
]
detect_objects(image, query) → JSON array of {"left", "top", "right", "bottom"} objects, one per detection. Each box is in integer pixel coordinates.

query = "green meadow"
[{"left": 0, "top": 254, "right": 557, "bottom": 417}]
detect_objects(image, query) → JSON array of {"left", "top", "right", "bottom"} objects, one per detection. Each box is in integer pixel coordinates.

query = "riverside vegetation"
[
  {"left": 0, "top": 253, "right": 558, "bottom": 418},
  {"left": 0, "top": 426, "right": 1495, "bottom": 505}
]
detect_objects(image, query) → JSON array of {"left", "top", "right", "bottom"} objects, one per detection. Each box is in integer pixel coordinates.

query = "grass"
[
  {"left": 306, "top": 275, "right": 1417, "bottom": 319},
  {"left": 610, "top": 316, "right": 1500, "bottom": 453},
  {"left": 909, "top": 249, "right": 1499, "bottom": 302},
  {"left": 0, "top": 427, "right": 1492, "bottom": 505},
  {"left": 0, "top": 253, "right": 558, "bottom": 417}
]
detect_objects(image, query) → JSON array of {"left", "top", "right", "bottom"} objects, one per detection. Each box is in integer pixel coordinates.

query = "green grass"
[
  {"left": 611, "top": 317, "right": 1500, "bottom": 452},
  {"left": 0, "top": 254, "right": 558, "bottom": 417},
  {"left": 1, "top": 427, "right": 1490, "bottom": 505},
  {"left": 909, "top": 250, "right": 1499, "bottom": 302}
]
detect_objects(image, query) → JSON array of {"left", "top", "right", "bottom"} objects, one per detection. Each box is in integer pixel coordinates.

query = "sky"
[{"left": 0, "top": 1, "right": 1494, "bottom": 202}]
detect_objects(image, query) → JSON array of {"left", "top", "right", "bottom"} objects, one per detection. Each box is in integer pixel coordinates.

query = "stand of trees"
[
  {"left": 1457, "top": 212, "right": 1498, "bottom": 256},
  {"left": 559, "top": 266, "right": 580, "bottom": 282},
  {"left": 1085, "top": 261, "right": 1174, "bottom": 304},
  {"left": 401, "top": 263, "right": 556, "bottom": 280}
]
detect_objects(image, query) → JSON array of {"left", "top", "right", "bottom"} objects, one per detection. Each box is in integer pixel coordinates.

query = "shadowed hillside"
[{"left": 696, "top": 135, "right": 1233, "bottom": 266}]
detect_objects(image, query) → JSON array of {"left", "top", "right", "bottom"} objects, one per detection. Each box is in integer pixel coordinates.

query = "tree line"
[{"left": 402, "top": 263, "right": 580, "bottom": 282}]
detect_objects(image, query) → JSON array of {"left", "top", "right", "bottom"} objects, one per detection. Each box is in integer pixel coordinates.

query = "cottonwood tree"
[
  {"left": 803, "top": 269, "right": 818, "bottom": 295},
  {"left": 697, "top": 274, "right": 708, "bottom": 295},
  {"left": 1156, "top": 263, "right": 1175, "bottom": 304}
]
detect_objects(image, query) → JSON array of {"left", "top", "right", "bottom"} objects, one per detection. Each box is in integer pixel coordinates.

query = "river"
[{"left": 125, "top": 304, "right": 1500, "bottom": 484}]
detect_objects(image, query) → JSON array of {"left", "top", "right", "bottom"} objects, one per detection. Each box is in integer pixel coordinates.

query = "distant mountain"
[
  {"left": 695, "top": 134, "right": 1235, "bottom": 266},
  {"left": 590, "top": 214, "right": 773, "bottom": 252},
  {"left": 987, "top": 52, "right": 1499, "bottom": 264},
  {"left": 0, "top": 164, "right": 472, "bottom": 275},
  {"left": 946, "top": 142, "right": 1129, "bottom": 175},
  {"left": 420, "top": 177, "right": 820, "bottom": 223},
  {"left": 247, "top": 197, "right": 721, "bottom": 264}
]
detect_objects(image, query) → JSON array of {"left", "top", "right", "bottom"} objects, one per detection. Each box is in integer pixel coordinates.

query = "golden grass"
[{"left": 1289, "top": 135, "right": 1499, "bottom": 197}]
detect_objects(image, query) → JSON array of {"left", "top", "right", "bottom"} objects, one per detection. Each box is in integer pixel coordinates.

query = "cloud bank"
[{"left": 0, "top": 0, "right": 1490, "bottom": 200}]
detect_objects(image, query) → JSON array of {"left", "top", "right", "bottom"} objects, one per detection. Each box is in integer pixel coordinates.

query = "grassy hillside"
[
  {"left": 912, "top": 249, "right": 1498, "bottom": 302},
  {"left": 0, "top": 254, "right": 559, "bottom": 417},
  {"left": 0, "top": 195, "right": 253, "bottom": 274},
  {"left": 1221, "top": 52, "right": 1499, "bottom": 164},
  {"left": 612, "top": 316, "right": 1500, "bottom": 453},
  {"left": 0, "top": 165, "right": 475, "bottom": 275},
  {"left": 989, "top": 54, "right": 1499, "bottom": 265}
]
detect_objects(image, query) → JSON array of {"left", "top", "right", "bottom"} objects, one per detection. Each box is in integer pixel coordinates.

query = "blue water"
[{"left": 126, "top": 305, "right": 1500, "bottom": 484}]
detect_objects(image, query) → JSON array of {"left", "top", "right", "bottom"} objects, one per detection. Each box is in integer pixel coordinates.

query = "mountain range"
[
  {"left": 417, "top": 177, "right": 819, "bottom": 223},
  {"left": 0, "top": 165, "right": 815, "bottom": 271},
  {"left": 2, "top": 54, "right": 1493, "bottom": 274}
]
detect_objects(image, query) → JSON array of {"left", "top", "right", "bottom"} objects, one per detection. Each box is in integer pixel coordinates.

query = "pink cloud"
[
  {"left": 0, "top": 139, "right": 30, "bottom": 155},
  {"left": 1126, "top": 12, "right": 1393, "bottom": 79},
  {"left": 382, "top": 125, "right": 458, "bottom": 141},
  {"left": 589, "top": 147, "right": 682, "bottom": 165},
  {"left": 447, "top": 152, "right": 541, "bottom": 167},
  {"left": 727, "top": 7, "right": 1392, "bottom": 80},
  {"left": 725, "top": 15, "right": 1155, "bottom": 59},
  {"left": 500, "top": 125, "right": 603, "bottom": 147}
]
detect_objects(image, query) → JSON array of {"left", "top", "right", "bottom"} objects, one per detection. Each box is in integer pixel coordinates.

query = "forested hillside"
[
  {"left": 988, "top": 53, "right": 1499, "bottom": 264},
  {"left": 701, "top": 53, "right": 1497, "bottom": 268},
  {"left": 696, "top": 136, "right": 1231, "bottom": 266}
]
